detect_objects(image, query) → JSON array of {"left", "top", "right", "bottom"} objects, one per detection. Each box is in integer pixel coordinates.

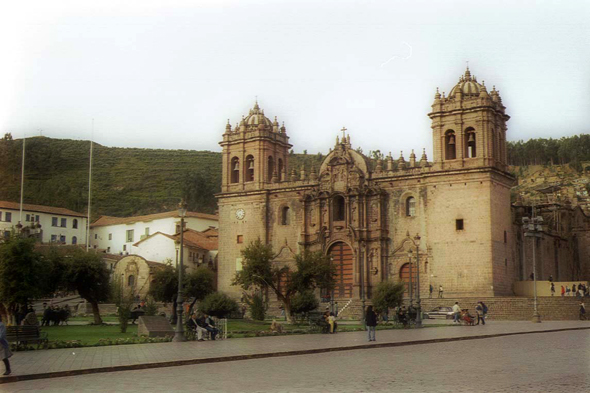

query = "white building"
[
  {"left": 89, "top": 210, "right": 218, "bottom": 255},
  {"left": 0, "top": 200, "right": 87, "bottom": 245},
  {"left": 133, "top": 227, "right": 219, "bottom": 269}
]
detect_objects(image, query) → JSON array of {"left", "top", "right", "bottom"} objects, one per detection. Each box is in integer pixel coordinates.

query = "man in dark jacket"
[{"left": 365, "top": 306, "right": 377, "bottom": 342}]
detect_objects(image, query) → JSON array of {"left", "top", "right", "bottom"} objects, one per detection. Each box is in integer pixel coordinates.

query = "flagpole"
[
  {"left": 19, "top": 136, "right": 26, "bottom": 225},
  {"left": 86, "top": 120, "right": 94, "bottom": 251}
]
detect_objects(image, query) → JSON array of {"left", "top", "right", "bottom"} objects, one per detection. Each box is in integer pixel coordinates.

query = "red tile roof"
[
  {"left": 178, "top": 229, "right": 218, "bottom": 251},
  {"left": 0, "top": 201, "right": 85, "bottom": 218},
  {"left": 90, "top": 210, "right": 218, "bottom": 228},
  {"left": 133, "top": 228, "right": 218, "bottom": 251}
]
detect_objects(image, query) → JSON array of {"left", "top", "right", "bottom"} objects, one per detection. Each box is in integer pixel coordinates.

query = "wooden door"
[
  {"left": 399, "top": 262, "right": 417, "bottom": 294},
  {"left": 329, "top": 242, "right": 354, "bottom": 298}
]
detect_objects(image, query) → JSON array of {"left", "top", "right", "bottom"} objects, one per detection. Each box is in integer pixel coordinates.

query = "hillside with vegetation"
[
  {"left": 0, "top": 136, "right": 322, "bottom": 219},
  {"left": 2, "top": 134, "right": 590, "bottom": 219}
]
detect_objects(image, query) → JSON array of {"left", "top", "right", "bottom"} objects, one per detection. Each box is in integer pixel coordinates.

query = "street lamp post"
[
  {"left": 407, "top": 250, "right": 413, "bottom": 309},
  {"left": 414, "top": 234, "right": 422, "bottom": 328},
  {"left": 330, "top": 256, "right": 335, "bottom": 314},
  {"left": 523, "top": 215, "right": 543, "bottom": 323},
  {"left": 173, "top": 200, "right": 187, "bottom": 342}
]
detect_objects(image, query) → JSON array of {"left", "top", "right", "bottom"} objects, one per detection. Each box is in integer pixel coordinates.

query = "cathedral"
[{"left": 216, "top": 68, "right": 519, "bottom": 302}]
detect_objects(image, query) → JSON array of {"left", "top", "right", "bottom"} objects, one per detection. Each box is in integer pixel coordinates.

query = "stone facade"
[{"left": 216, "top": 68, "right": 586, "bottom": 303}]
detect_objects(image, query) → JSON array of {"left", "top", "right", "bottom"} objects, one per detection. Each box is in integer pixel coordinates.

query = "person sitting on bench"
[{"left": 204, "top": 314, "right": 219, "bottom": 340}]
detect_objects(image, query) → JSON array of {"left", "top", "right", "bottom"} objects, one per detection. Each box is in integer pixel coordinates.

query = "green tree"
[
  {"left": 62, "top": 249, "right": 111, "bottom": 325},
  {"left": 199, "top": 292, "right": 238, "bottom": 318},
  {"left": 0, "top": 236, "right": 53, "bottom": 324},
  {"left": 233, "top": 240, "right": 334, "bottom": 323},
  {"left": 184, "top": 266, "right": 216, "bottom": 315},
  {"left": 149, "top": 264, "right": 179, "bottom": 322},
  {"left": 371, "top": 281, "right": 406, "bottom": 314},
  {"left": 149, "top": 265, "right": 216, "bottom": 321}
]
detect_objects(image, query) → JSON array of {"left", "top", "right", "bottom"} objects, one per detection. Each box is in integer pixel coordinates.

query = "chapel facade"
[{"left": 216, "top": 68, "right": 517, "bottom": 301}]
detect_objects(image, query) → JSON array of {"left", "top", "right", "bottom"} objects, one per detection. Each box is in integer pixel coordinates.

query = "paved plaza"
[{"left": 4, "top": 326, "right": 589, "bottom": 392}]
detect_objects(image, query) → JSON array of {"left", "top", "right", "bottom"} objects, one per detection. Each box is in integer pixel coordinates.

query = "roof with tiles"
[
  {"left": 0, "top": 200, "right": 86, "bottom": 218},
  {"left": 133, "top": 228, "right": 218, "bottom": 251},
  {"left": 90, "top": 210, "right": 218, "bottom": 228}
]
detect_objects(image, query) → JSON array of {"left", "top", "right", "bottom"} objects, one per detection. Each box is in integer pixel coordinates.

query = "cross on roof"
[{"left": 341, "top": 126, "right": 347, "bottom": 139}]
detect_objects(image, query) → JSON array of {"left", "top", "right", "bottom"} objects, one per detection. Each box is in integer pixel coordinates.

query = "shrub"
[
  {"left": 290, "top": 290, "right": 319, "bottom": 315},
  {"left": 245, "top": 292, "right": 265, "bottom": 321},
  {"left": 144, "top": 296, "right": 158, "bottom": 316},
  {"left": 199, "top": 292, "right": 239, "bottom": 318},
  {"left": 371, "top": 281, "right": 405, "bottom": 314},
  {"left": 111, "top": 277, "right": 135, "bottom": 333}
]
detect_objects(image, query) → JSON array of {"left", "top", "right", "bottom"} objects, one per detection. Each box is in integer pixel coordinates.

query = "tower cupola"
[{"left": 428, "top": 67, "right": 510, "bottom": 171}]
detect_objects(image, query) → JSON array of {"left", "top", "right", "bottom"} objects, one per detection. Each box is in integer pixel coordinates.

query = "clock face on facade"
[{"left": 235, "top": 208, "right": 245, "bottom": 220}]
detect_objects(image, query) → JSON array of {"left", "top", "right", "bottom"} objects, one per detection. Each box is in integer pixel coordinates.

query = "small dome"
[
  {"left": 243, "top": 101, "right": 273, "bottom": 128},
  {"left": 449, "top": 68, "right": 484, "bottom": 97}
]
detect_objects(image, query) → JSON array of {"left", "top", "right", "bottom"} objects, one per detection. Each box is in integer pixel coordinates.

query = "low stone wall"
[
  {"left": 259, "top": 296, "right": 585, "bottom": 321},
  {"left": 421, "top": 296, "right": 584, "bottom": 321},
  {"left": 513, "top": 281, "right": 589, "bottom": 297}
]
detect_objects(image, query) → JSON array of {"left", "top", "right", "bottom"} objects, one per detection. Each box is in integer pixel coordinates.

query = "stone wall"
[{"left": 421, "top": 297, "right": 583, "bottom": 321}]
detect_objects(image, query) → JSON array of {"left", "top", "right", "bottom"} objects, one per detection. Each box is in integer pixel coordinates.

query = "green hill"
[{"left": 0, "top": 136, "right": 323, "bottom": 219}]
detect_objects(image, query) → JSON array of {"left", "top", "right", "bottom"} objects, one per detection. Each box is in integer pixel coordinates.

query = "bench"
[
  {"left": 308, "top": 311, "right": 337, "bottom": 333},
  {"left": 6, "top": 325, "right": 48, "bottom": 350}
]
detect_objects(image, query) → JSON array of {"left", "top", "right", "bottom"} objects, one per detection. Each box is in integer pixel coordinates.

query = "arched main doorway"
[{"left": 328, "top": 242, "right": 354, "bottom": 298}]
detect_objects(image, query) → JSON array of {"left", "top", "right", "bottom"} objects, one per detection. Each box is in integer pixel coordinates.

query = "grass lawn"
[
  {"left": 37, "top": 318, "right": 449, "bottom": 348},
  {"left": 43, "top": 324, "right": 138, "bottom": 345},
  {"left": 68, "top": 315, "right": 119, "bottom": 323}
]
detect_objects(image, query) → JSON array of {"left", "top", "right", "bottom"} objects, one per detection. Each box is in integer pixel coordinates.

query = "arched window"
[
  {"left": 245, "top": 155, "right": 254, "bottom": 182},
  {"left": 128, "top": 275, "right": 135, "bottom": 287},
  {"left": 406, "top": 197, "right": 416, "bottom": 217},
  {"left": 278, "top": 158, "right": 284, "bottom": 181},
  {"left": 465, "top": 128, "right": 476, "bottom": 158},
  {"left": 445, "top": 130, "right": 456, "bottom": 160},
  {"left": 231, "top": 157, "right": 240, "bottom": 183},
  {"left": 73, "top": 219, "right": 78, "bottom": 229},
  {"left": 333, "top": 195, "right": 345, "bottom": 221},
  {"left": 72, "top": 236, "right": 77, "bottom": 245},
  {"left": 281, "top": 206, "right": 290, "bottom": 225},
  {"left": 267, "top": 156, "right": 275, "bottom": 182}
]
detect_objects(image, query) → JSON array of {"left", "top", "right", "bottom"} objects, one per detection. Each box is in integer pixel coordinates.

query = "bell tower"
[
  {"left": 429, "top": 67, "right": 510, "bottom": 172},
  {"left": 220, "top": 101, "right": 292, "bottom": 192}
]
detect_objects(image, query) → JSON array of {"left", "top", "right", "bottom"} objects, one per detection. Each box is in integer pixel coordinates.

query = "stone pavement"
[{"left": 1, "top": 321, "right": 588, "bottom": 385}]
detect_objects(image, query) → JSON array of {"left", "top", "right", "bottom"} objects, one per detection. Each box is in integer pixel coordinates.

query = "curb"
[{"left": 1, "top": 326, "right": 589, "bottom": 384}]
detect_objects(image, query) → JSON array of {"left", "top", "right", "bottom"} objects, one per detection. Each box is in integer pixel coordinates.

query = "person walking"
[
  {"left": 566, "top": 286, "right": 571, "bottom": 296},
  {"left": 438, "top": 285, "right": 444, "bottom": 299},
  {"left": 475, "top": 302, "right": 486, "bottom": 325},
  {"left": 429, "top": 284, "right": 433, "bottom": 298},
  {"left": 550, "top": 283, "right": 555, "bottom": 296},
  {"left": 561, "top": 285, "right": 565, "bottom": 297},
  {"left": 0, "top": 315, "right": 12, "bottom": 375},
  {"left": 365, "top": 306, "right": 377, "bottom": 341},
  {"left": 580, "top": 302, "right": 586, "bottom": 320},
  {"left": 452, "top": 302, "right": 461, "bottom": 324}
]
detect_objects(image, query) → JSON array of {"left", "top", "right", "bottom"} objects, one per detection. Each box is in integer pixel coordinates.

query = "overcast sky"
[{"left": 1, "top": 0, "right": 589, "bottom": 157}]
